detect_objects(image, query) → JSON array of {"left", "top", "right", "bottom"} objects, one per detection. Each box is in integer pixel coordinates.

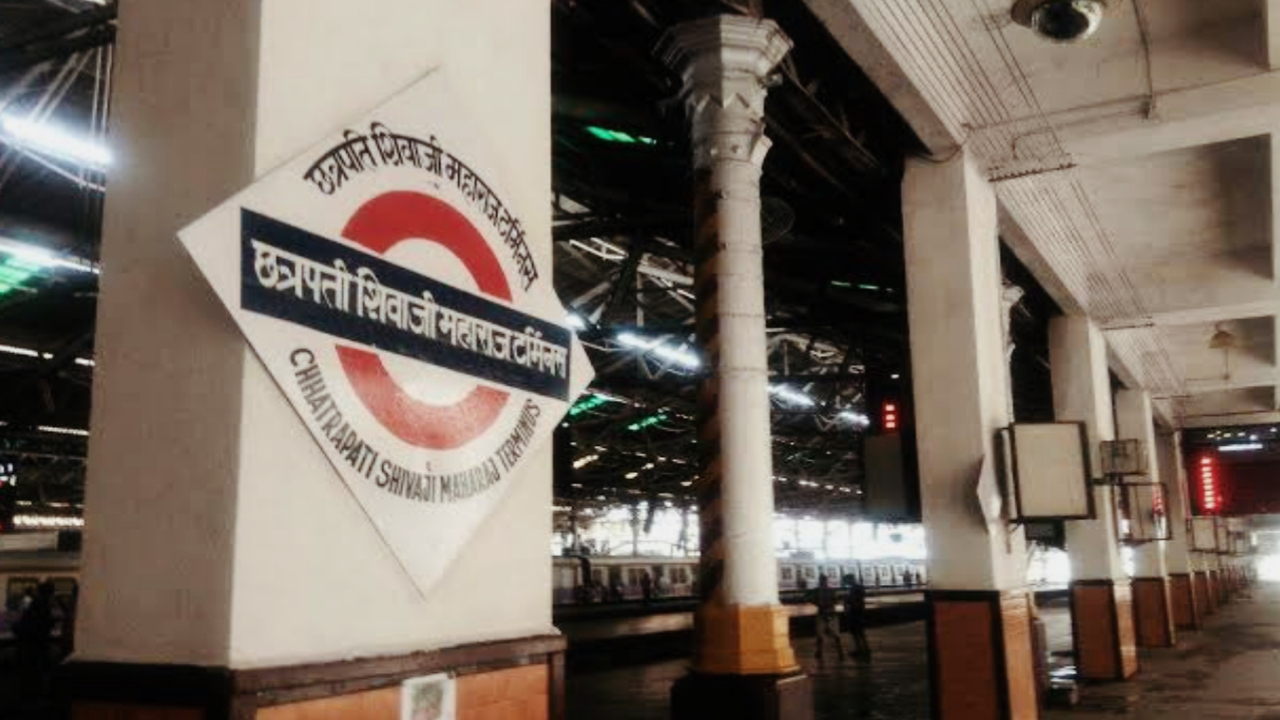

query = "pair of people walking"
[{"left": 812, "top": 573, "right": 871, "bottom": 661}]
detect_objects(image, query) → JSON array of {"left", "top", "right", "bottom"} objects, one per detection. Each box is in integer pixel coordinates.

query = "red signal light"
[
  {"left": 882, "top": 402, "right": 898, "bottom": 432},
  {"left": 1198, "top": 454, "right": 1219, "bottom": 514}
]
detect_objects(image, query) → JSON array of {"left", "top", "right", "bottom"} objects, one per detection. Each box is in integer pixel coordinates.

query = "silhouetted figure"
[
  {"left": 15, "top": 581, "right": 55, "bottom": 702},
  {"left": 640, "top": 571, "right": 653, "bottom": 606},
  {"left": 812, "top": 574, "right": 844, "bottom": 660},
  {"left": 843, "top": 574, "right": 870, "bottom": 660}
]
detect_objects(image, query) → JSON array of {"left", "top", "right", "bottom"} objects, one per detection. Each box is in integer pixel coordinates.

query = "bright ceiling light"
[
  {"left": 770, "top": 384, "right": 814, "bottom": 408},
  {"left": 838, "top": 410, "right": 871, "bottom": 427},
  {"left": 0, "top": 236, "right": 100, "bottom": 274},
  {"left": 1220, "top": 443, "right": 1263, "bottom": 452},
  {"left": 0, "top": 343, "right": 38, "bottom": 358},
  {"left": 37, "top": 425, "right": 90, "bottom": 437},
  {"left": 1, "top": 115, "right": 111, "bottom": 167},
  {"left": 616, "top": 331, "right": 701, "bottom": 369}
]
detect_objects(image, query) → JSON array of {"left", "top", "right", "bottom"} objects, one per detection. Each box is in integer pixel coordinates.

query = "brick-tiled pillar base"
[
  {"left": 60, "top": 636, "right": 566, "bottom": 720},
  {"left": 1169, "top": 573, "right": 1201, "bottom": 630},
  {"left": 1070, "top": 580, "right": 1138, "bottom": 681},
  {"left": 1131, "top": 577, "right": 1175, "bottom": 648},
  {"left": 928, "top": 589, "right": 1040, "bottom": 720}
]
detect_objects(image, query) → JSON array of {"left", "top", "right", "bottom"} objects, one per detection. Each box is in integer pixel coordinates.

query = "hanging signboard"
[
  {"left": 179, "top": 72, "right": 593, "bottom": 596},
  {"left": 998, "top": 422, "right": 1093, "bottom": 521},
  {"left": 1190, "top": 516, "right": 1218, "bottom": 551}
]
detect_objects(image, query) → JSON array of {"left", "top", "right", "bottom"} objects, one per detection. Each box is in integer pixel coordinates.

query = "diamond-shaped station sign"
[{"left": 179, "top": 72, "right": 593, "bottom": 597}]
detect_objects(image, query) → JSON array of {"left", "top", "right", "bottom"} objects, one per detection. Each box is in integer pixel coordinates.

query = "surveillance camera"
[{"left": 1011, "top": 0, "right": 1114, "bottom": 43}]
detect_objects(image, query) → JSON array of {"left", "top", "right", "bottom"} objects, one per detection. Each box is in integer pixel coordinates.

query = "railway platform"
[{"left": 566, "top": 584, "right": 1275, "bottom": 720}]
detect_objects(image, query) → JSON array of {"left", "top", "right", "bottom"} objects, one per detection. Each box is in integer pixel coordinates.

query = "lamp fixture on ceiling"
[{"left": 1208, "top": 323, "right": 1238, "bottom": 381}]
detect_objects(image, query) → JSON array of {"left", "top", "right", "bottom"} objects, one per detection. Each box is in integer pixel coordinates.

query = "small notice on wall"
[{"left": 402, "top": 673, "right": 455, "bottom": 720}]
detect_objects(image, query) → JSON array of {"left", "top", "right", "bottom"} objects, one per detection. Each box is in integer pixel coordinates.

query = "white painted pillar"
[
  {"left": 1050, "top": 316, "right": 1124, "bottom": 582},
  {"left": 904, "top": 147, "right": 1037, "bottom": 717},
  {"left": 78, "top": 0, "right": 553, "bottom": 671},
  {"left": 660, "top": 13, "right": 790, "bottom": 610},
  {"left": 1115, "top": 389, "right": 1167, "bottom": 578},
  {"left": 904, "top": 149, "right": 1027, "bottom": 591},
  {"left": 1159, "top": 431, "right": 1194, "bottom": 574},
  {"left": 1051, "top": 316, "right": 1138, "bottom": 678},
  {"left": 659, "top": 16, "right": 799, "bottom": 677}
]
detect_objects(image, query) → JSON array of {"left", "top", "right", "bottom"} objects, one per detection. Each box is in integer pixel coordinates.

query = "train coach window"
[
  {"left": 675, "top": 567, "right": 689, "bottom": 584},
  {"left": 780, "top": 566, "right": 794, "bottom": 582},
  {"left": 803, "top": 566, "right": 817, "bottom": 581}
]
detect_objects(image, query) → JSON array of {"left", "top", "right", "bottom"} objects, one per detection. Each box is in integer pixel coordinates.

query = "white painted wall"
[{"left": 77, "top": 0, "right": 553, "bottom": 667}]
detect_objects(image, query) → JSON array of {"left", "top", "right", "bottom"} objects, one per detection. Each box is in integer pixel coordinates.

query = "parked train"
[
  {"left": 0, "top": 547, "right": 927, "bottom": 610},
  {"left": 552, "top": 554, "right": 927, "bottom": 604}
]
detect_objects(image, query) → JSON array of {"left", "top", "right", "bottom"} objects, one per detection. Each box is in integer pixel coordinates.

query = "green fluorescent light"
[
  {"left": 830, "top": 280, "right": 852, "bottom": 288},
  {"left": 584, "top": 125, "right": 658, "bottom": 146},
  {"left": 0, "top": 258, "right": 38, "bottom": 296},
  {"left": 568, "top": 392, "right": 619, "bottom": 418},
  {"left": 627, "top": 413, "right": 667, "bottom": 432},
  {"left": 857, "top": 284, "right": 880, "bottom": 291}
]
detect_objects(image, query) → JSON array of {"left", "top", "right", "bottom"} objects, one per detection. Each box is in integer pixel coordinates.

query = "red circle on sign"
[{"left": 337, "top": 191, "right": 511, "bottom": 450}]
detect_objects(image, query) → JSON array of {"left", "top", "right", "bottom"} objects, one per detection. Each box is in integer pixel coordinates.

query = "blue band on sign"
[{"left": 239, "top": 209, "right": 570, "bottom": 401}]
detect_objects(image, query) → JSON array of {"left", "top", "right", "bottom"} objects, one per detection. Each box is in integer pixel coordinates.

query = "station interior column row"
[
  {"left": 1115, "top": 390, "right": 1174, "bottom": 649},
  {"left": 903, "top": 148, "right": 1038, "bottom": 719},
  {"left": 1159, "top": 430, "right": 1203, "bottom": 630},
  {"left": 1049, "top": 316, "right": 1138, "bottom": 681}
]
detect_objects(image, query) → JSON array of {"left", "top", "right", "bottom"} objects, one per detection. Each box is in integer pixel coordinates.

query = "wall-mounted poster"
[
  {"left": 179, "top": 72, "right": 594, "bottom": 597},
  {"left": 402, "top": 673, "right": 455, "bottom": 720}
]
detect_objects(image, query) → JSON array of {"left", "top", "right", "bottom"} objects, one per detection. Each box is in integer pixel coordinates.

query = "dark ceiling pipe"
[
  {"left": 0, "top": 25, "right": 115, "bottom": 74},
  {"left": 0, "top": 3, "right": 117, "bottom": 54}
]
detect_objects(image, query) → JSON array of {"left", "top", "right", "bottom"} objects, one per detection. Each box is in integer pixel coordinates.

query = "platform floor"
[{"left": 567, "top": 584, "right": 1275, "bottom": 720}]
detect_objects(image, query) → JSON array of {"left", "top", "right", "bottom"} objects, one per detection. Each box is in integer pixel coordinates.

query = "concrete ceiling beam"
[
  {"left": 973, "top": 71, "right": 1280, "bottom": 166},
  {"left": 1181, "top": 410, "right": 1280, "bottom": 429},
  {"left": 1100, "top": 298, "right": 1280, "bottom": 329}
]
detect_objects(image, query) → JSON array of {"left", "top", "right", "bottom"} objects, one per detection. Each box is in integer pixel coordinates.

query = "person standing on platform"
[
  {"left": 14, "top": 581, "right": 55, "bottom": 703},
  {"left": 812, "top": 574, "right": 844, "bottom": 660},
  {"left": 843, "top": 574, "right": 870, "bottom": 660},
  {"left": 640, "top": 570, "right": 653, "bottom": 607}
]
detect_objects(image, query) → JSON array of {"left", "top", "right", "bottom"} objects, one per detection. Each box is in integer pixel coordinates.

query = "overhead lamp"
[
  {"left": 0, "top": 236, "right": 100, "bottom": 274},
  {"left": 13, "top": 514, "right": 84, "bottom": 529},
  {"left": 769, "top": 384, "right": 814, "bottom": 408},
  {"left": 616, "top": 331, "right": 701, "bottom": 369},
  {"left": 1220, "top": 443, "right": 1262, "bottom": 452},
  {"left": 37, "top": 425, "right": 89, "bottom": 437},
  {"left": 1, "top": 115, "right": 111, "bottom": 167},
  {"left": 584, "top": 125, "right": 658, "bottom": 146}
]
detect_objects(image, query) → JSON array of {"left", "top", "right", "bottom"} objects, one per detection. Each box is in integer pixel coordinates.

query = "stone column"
[
  {"left": 658, "top": 17, "right": 809, "bottom": 720},
  {"left": 904, "top": 148, "right": 1038, "bottom": 720},
  {"left": 1050, "top": 316, "right": 1138, "bottom": 680},
  {"left": 1115, "top": 390, "right": 1174, "bottom": 648},
  {"left": 1159, "top": 431, "right": 1201, "bottom": 630},
  {"left": 64, "top": 2, "right": 564, "bottom": 717}
]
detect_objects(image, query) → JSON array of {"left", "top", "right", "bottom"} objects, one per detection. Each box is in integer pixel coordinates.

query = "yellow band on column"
[{"left": 693, "top": 604, "right": 799, "bottom": 675}]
